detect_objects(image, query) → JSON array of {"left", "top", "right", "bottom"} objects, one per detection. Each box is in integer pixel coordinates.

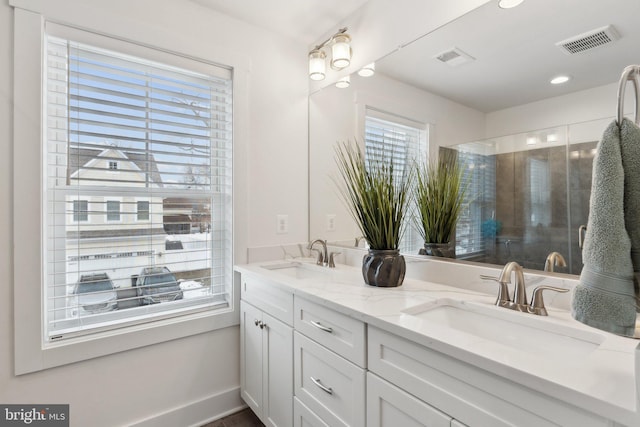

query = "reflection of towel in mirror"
[
  {"left": 619, "top": 118, "right": 640, "bottom": 310},
  {"left": 572, "top": 120, "right": 637, "bottom": 336}
]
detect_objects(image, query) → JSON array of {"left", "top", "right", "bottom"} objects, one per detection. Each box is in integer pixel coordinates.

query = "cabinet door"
[
  {"left": 241, "top": 301, "right": 264, "bottom": 418},
  {"left": 367, "top": 372, "right": 451, "bottom": 427},
  {"left": 264, "top": 312, "right": 293, "bottom": 427}
]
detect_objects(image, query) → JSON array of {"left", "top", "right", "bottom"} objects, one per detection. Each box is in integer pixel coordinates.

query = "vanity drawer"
[
  {"left": 242, "top": 273, "right": 294, "bottom": 326},
  {"left": 294, "top": 297, "right": 366, "bottom": 367},
  {"left": 294, "top": 332, "right": 365, "bottom": 427},
  {"left": 294, "top": 397, "right": 330, "bottom": 427},
  {"left": 368, "top": 327, "right": 609, "bottom": 427},
  {"left": 367, "top": 372, "right": 451, "bottom": 427}
]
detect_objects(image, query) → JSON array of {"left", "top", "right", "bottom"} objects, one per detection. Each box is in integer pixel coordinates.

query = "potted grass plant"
[
  {"left": 414, "top": 150, "right": 466, "bottom": 258},
  {"left": 334, "top": 140, "right": 412, "bottom": 287}
]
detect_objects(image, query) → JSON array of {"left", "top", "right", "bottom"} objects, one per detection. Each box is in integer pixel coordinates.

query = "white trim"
[
  {"left": 129, "top": 387, "right": 245, "bottom": 427},
  {"left": 13, "top": 8, "right": 249, "bottom": 374}
]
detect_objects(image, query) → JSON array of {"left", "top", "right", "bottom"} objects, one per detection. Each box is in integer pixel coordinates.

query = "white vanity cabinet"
[
  {"left": 293, "top": 297, "right": 367, "bottom": 427},
  {"left": 240, "top": 275, "right": 294, "bottom": 427},
  {"left": 368, "top": 327, "right": 611, "bottom": 427}
]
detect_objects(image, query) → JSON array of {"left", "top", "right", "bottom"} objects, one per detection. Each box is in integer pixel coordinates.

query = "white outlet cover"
[
  {"left": 326, "top": 214, "right": 336, "bottom": 232},
  {"left": 277, "top": 214, "right": 289, "bottom": 234}
]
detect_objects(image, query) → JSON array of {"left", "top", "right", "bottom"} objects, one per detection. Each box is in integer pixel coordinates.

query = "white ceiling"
[
  {"left": 191, "top": 0, "right": 640, "bottom": 113},
  {"left": 191, "top": 0, "right": 370, "bottom": 45},
  {"left": 376, "top": 0, "right": 640, "bottom": 112}
]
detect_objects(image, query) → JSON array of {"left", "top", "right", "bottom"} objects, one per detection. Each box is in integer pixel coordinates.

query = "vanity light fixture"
[
  {"left": 526, "top": 136, "right": 538, "bottom": 145},
  {"left": 308, "top": 28, "right": 352, "bottom": 81},
  {"left": 309, "top": 49, "right": 327, "bottom": 81},
  {"left": 550, "top": 75, "right": 571, "bottom": 85},
  {"left": 498, "top": 0, "right": 524, "bottom": 9},
  {"left": 336, "top": 75, "right": 351, "bottom": 89},
  {"left": 358, "top": 62, "right": 375, "bottom": 77}
]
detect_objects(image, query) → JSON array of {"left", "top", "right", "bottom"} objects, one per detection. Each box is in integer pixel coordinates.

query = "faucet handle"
[
  {"left": 480, "top": 275, "right": 511, "bottom": 307},
  {"left": 328, "top": 252, "right": 341, "bottom": 268},
  {"left": 528, "top": 285, "right": 569, "bottom": 316}
]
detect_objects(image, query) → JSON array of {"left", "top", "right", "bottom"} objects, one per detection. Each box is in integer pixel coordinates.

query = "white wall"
[
  {"left": 309, "top": 72, "right": 486, "bottom": 241},
  {"left": 1, "top": 0, "right": 308, "bottom": 425},
  {"left": 485, "top": 82, "right": 633, "bottom": 139}
]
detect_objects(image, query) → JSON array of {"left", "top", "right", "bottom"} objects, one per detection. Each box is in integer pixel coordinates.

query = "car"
[
  {"left": 73, "top": 273, "right": 118, "bottom": 315},
  {"left": 135, "top": 266, "right": 184, "bottom": 305}
]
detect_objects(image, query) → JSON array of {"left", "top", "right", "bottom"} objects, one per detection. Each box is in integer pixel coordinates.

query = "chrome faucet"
[
  {"left": 308, "top": 239, "right": 328, "bottom": 266},
  {"left": 544, "top": 251, "right": 567, "bottom": 272},
  {"left": 486, "top": 261, "right": 569, "bottom": 316},
  {"left": 498, "top": 261, "right": 528, "bottom": 312},
  {"left": 354, "top": 236, "right": 366, "bottom": 248}
]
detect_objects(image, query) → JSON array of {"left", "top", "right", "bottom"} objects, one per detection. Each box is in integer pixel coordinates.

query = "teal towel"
[
  {"left": 619, "top": 118, "right": 640, "bottom": 309},
  {"left": 572, "top": 120, "right": 637, "bottom": 336}
]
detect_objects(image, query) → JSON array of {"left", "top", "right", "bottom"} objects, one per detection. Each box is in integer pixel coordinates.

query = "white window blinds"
[
  {"left": 364, "top": 110, "right": 428, "bottom": 253},
  {"left": 454, "top": 149, "right": 496, "bottom": 257},
  {"left": 45, "top": 33, "right": 233, "bottom": 340}
]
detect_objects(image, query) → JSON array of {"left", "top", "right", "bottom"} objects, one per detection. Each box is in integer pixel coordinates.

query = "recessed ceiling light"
[
  {"left": 498, "top": 0, "right": 524, "bottom": 9},
  {"left": 550, "top": 75, "right": 571, "bottom": 85}
]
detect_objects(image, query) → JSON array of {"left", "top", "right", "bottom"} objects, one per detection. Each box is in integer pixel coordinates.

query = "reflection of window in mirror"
[
  {"left": 363, "top": 108, "right": 427, "bottom": 253},
  {"left": 529, "top": 157, "right": 551, "bottom": 226},
  {"left": 454, "top": 150, "right": 496, "bottom": 258}
]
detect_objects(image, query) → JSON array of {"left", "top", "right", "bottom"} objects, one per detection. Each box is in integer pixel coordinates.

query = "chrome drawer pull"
[
  {"left": 310, "top": 377, "right": 333, "bottom": 395},
  {"left": 310, "top": 320, "right": 333, "bottom": 333}
]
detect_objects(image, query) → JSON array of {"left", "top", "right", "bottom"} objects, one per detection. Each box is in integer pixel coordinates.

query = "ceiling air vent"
[
  {"left": 556, "top": 25, "right": 620, "bottom": 55},
  {"left": 434, "top": 47, "right": 475, "bottom": 67}
]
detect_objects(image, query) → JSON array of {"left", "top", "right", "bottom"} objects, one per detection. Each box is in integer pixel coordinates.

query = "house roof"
[{"left": 68, "top": 146, "right": 164, "bottom": 187}]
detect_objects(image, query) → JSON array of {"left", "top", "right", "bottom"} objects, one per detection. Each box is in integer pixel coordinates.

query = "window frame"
[
  {"left": 12, "top": 7, "right": 248, "bottom": 375},
  {"left": 136, "top": 200, "right": 150, "bottom": 222},
  {"left": 105, "top": 200, "right": 121, "bottom": 222},
  {"left": 72, "top": 199, "right": 89, "bottom": 222}
]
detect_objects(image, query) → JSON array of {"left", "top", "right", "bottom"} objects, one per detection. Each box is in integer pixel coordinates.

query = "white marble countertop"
[{"left": 234, "top": 257, "right": 640, "bottom": 426}]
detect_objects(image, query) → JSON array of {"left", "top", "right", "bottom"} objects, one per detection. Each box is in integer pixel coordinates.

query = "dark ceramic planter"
[
  {"left": 419, "top": 242, "right": 456, "bottom": 258},
  {"left": 362, "top": 249, "right": 405, "bottom": 287}
]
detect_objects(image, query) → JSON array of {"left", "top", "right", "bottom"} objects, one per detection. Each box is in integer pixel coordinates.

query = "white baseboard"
[{"left": 129, "top": 387, "right": 245, "bottom": 427}]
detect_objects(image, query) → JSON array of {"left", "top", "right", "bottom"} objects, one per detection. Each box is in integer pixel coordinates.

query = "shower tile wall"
[
  {"left": 568, "top": 141, "right": 597, "bottom": 274},
  {"left": 493, "top": 146, "right": 569, "bottom": 272}
]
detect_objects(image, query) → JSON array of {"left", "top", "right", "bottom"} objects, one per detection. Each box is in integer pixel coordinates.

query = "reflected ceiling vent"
[
  {"left": 556, "top": 25, "right": 620, "bottom": 54},
  {"left": 434, "top": 47, "right": 475, "bottom": 67}
]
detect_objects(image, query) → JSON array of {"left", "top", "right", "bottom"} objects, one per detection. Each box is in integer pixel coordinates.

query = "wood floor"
[{"left": 200, "top": 408, "right": 264, "bottom": 427}]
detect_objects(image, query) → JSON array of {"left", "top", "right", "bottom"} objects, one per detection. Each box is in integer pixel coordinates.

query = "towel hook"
[{"left": 616, "top": 65, "right": 640, "bottom": 126}]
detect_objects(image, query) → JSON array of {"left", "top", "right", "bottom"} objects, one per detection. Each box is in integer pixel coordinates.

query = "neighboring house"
[{"left": 65, "top": 146, "right": 167, "bottom": 288}]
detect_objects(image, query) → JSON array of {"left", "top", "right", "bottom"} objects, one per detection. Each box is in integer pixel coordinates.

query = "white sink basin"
[
  {"left": 402, "top": 298, "right": 604, "bottom": 359},
  {"left": 260, "top": 262, "right": 330, "bottom": 280}
]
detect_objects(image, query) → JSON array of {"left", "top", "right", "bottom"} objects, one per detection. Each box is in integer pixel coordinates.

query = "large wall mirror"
[{"left": 309, "top": 0, "right": 640, "bottom": 275}]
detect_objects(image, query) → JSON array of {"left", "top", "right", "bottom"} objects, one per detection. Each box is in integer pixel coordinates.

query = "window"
[
  {"left": 364, "top": 109, "right": 428, "bottom": 253},
  {"left": 453, "top": 148, "right": 496, "bottom": 257},
  {"left": 529, "top": 157, "right": 551, "bottom": 226},
  {"left": 43, "top": 31, "right": 233, "bottom": 341},
  {"left": 137, "top": 200, "right": 150, "bottom": 221},
  {"left": 72, "top": 200, "right": 88, "bottom": 222},
  {"left": 106, "top": 200, "right": 121, "bottom": 221}
]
